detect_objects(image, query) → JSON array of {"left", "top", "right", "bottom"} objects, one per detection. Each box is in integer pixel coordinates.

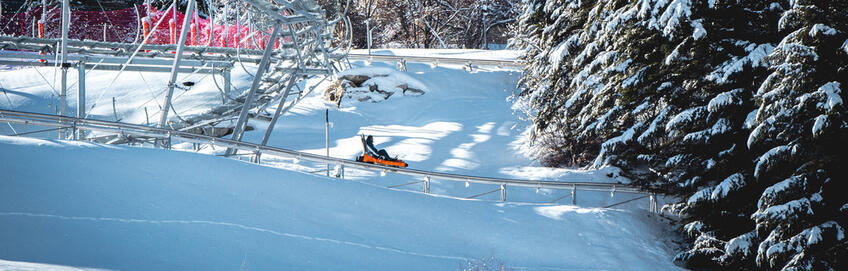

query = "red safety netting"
[
  {"left": 1, "top": 5, "right": 147, "bottom": 43},
  {"left": 1, "top": 5, "right": 283, "bottom": 49}
]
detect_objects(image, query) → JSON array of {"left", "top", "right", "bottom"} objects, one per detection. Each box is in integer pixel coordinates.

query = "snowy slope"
[
  {"left": 0, "top": 135, "right": 681, "bottom": 270},
  {"left": 0, "top": 49, "right": 679, "bottom": 269},
  {"left": 0, "top": 50, "right": 637, "bottom": 206}
]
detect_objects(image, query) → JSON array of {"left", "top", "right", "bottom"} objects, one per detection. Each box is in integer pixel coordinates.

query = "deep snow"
[{"left": 0, "top": 135, "right": 681, "bottom": 270}]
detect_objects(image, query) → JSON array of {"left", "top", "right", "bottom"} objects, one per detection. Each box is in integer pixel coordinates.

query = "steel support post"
[
  {"left": 314, "top": 28, "right": 333, "bottom": 74},
  {"left": 225, "top": 22, "right": 282, "bottom": 156},
  {"left": 500, "top": 184, "right": 506, "bottom": 202},
  {"left": 571, "top": 185, "right": 577, "bottom": 205},
  {"left": 259, "top": 75, "right": 297, "bottom": 147},
  {"left": 223, "top": 68, "right": 231, "bottom": 102},
  {"left": 366, "top": 20, "right": 371, "bottom": 55},
  {"left": 424, "top": 176, "right": 430, "bottom": 194},
  {"left": 288, "top": 26, "right": 304, "bottom": 70},
  {"left": 650, "top": 193, "right": 657, "bottom": 213},
  {"left": 77, "top": 61, "right": 85, "bottom": 139},
  {"left": 325, "top": 109, "right": 330, "bottom": 176},
  {"left": 158, "top": 0, "right": 196, "bottom": 130},
  {"left": 59, "top": 0, "right": 70, "bottom": 138},
  {"left": 41, "top": 0, "right": 47, "bottom": 36}
]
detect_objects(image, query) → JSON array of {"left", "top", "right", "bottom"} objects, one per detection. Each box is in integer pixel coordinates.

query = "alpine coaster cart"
[{"left": 357, "top": 135, "right": 408, "bottom": 168}]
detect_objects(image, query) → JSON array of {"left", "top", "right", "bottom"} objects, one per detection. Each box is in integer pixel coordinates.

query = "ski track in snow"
[
  {"left": 0, "top": 210, "right": 581, "bottom": 270},
  {"left": 0, "top": 211, "right": 471, "bottom": 262}
]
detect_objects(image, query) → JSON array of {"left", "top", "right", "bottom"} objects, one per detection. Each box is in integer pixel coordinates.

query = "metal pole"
[
  {"left": 650, "top": 193, "right": 657, "bottom": 213},
  {"left": 41, "top": 0, "right": 47, "bottom": 36},
  {"left": 77, "top": 61, "right": 85, "bottom": 139},
  {"left": 223, "top": 68, "right": 231, "bottom": 102},
  {"left": 571, "top": 184, "right": 577, "bottom": 205},
  {"left": 288, "top": 26, "right": 304, "bottom": 70},
  {"left": 500, "top": 184, "right": 506, "bottom": 202},
  {"left": 325, "top": 109, "right": 330, "bottom": 176},
  {"left": 223, "top": 2, "right": 229, "bottom": 47},
  {"left": 225, "top": 22, "right": 282, "bottom": 155},
  {"left": 366, "top": 20, "right": 371, "bottom": 55},
  {"left": 193, "top": 8, "right": 199, "bottom": 46},
  {"left": 424, "top": 176, "right": 430, "bottom": 194},
  {"left": 235, "top": 7, "right": 240, "bottom": 48},
  {"left": 112, "top": 97, "right": 119, "bottom": 121},
  {"left": 259, "top": 75, "right": 297, "bottom": 146},
  {"left": 173, "top": 0, "right": 177, "bottom": 24},
  {"left": 209, "top": 0, "right": 215, "bottom": 46},
  {"left": 315, "top": 28, "right": 333, "bottom": 74},
  {"left": 59, "top": 0, "right": 70, "bottom": 138},
  {"left": 158, "top": 0, "right": 197, "bottom": 130}
]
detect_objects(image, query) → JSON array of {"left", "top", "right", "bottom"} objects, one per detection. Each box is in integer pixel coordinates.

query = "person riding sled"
[
  {"left": 357, "top": 135, "right": 408, "bottom": 168},
  {"left": 364, "top": 135, "right": 391, "bottom": 160}
]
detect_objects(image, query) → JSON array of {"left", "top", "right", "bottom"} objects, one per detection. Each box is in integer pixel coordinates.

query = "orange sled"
[
  {"left": 357, "top": 135, "right": 408, "bottom": 168},
  {"left": 357, "top": 153, "right": 408, "bottom": 168}
]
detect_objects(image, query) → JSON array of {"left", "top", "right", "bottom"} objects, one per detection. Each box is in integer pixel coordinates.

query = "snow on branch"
[
  {"left": 753, "top": 144, "right": 794, "bottom": 178},
  {"left": 751, "top": 197, "right": 813, "bottom": 226},
  {"left": 757, "top": 221, "right": 845, "bottom": 269},
  {"left": 808, "top": 24, "right": 836, "bottom": 37},
  {"left": 665, "top": 106, "right": 706, "bottom": 137},
  {"left": 757, "top": 175, "right": 807, "bottom": 210},
  {"left": 707, "top": 89, "right": 744, "bottom": 112},
  {"left": 725, "top": 231, "right": 756, "bottom": 257},
  {"left": 842, "top": 38, "right": 848, "bottom": 54},
  {"left": 638, "top": 0, "right": 694, "bottom": 39},
  {"left": 710, "top": 173, "right": 746, "bottom": 201},
  {"left": 706, "top": 43, "right": 774, "bottom": 84},
  {"left": 814, "top": 82, "right": 842, "bottom": 112}
]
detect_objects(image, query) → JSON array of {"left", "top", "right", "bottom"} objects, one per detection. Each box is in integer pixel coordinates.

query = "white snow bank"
[
  {"left": 0, "top": 259, "right": 108, "bottom": 271},
  {"left": 0, "top": 136, "right": 682, "bottom": 270}
]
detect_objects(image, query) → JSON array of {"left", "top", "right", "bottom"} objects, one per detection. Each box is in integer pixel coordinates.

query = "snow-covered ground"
[
  {"left": 0, "top": 49, "right": 681, "bottom": 269},
  {"left": 0, "top": 136, "right": 680, "bottom": 270}
]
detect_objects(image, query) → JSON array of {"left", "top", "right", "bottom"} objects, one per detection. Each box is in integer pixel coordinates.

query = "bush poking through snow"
[{"left": 324, "top": 67, "right": 426, "bottom": 106}]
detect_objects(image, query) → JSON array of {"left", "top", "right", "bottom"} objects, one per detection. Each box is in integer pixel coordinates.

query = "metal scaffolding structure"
[{"left": 0, "top": 0, "right": 350, "bottom": 148}]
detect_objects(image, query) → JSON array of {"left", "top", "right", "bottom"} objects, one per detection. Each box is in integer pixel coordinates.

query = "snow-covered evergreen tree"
[{"left": 511, "top": 0, "right": 848, "bottom": 269}]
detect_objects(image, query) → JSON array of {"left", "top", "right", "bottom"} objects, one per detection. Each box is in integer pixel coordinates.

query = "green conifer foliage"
[{"left": 511, "top": 0, "right": 848, "bottom": 269}]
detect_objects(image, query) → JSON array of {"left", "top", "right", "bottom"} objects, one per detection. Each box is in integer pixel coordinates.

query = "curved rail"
[
  {"left": 0, "top": 109, "right": 646, "bottom": 195},
  {"left": 346, "top": 53, "right": 521, "bottom": 69}
]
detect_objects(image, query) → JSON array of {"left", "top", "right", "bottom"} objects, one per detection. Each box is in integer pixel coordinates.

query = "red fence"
[{"left": 1, "top": 5, "right": 279, "bottom": 49}]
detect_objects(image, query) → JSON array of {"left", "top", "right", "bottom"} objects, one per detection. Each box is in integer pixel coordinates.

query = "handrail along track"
[{"left": 0, "top": 109, "right": 651, "bottom": 199}]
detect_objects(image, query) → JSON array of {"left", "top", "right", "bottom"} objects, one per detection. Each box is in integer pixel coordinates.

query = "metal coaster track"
[
  {"left": 346, "top": 53, "right": 521, "bottom": 69},
  {"left": 0, "top": 109, "right": 657, "bottom": 206}
]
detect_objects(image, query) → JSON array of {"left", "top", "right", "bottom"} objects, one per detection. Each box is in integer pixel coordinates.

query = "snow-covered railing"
[
  {"left": 0, "top": 109, "right": 657, "bottom": 207},
  {"left": 346, "top": 53, "right": 521, "bottom": 69}
]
